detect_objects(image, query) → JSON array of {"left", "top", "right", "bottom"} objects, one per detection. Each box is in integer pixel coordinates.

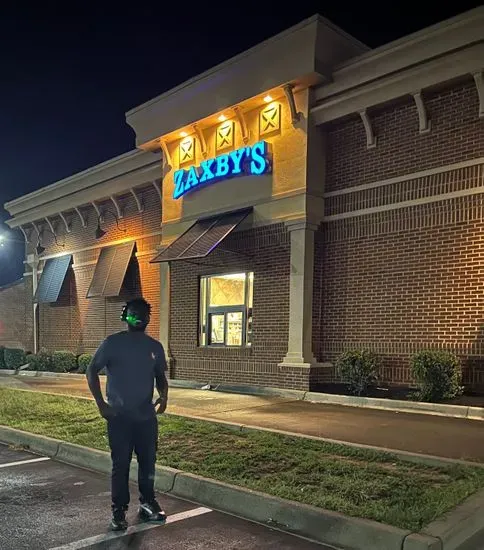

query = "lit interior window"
[{"left": 199, "top": 272, "right": 254, "bottom": 347}]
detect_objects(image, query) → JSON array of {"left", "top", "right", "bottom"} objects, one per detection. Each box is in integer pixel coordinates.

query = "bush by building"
[
  {"left": 411, "top": 349, "right": 463, "bottom": 402},
  {"left": 335, "top": 349, "right": 379, "bottom": 396},
  {"left": 77, "top": 353, "right": 93, "bottom": 374},
  {"left": 52, "top": 351, "right": 77, "bottom": 373},
  {"left": 4, "top": 348, "right": 27, "bottom": 370}
]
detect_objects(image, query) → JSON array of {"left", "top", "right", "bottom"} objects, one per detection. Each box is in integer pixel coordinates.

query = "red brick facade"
[
  {"left": 22, "top": 185, "right": 161, "bottom": 355},
  {"left": 3, "top": 77, "right": 483, "bottom": 392},
  {"left": 317, "top": 78, "right": 484, "bottom": 388},
  {"left": 0, "top": 279, "right": 33, "bottom": 351}
]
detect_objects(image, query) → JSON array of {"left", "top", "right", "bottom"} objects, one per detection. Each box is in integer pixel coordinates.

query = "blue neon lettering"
[
  {"left": 250, "top": 141, "right": 268, "bottom": 175},
  {"left": 229, "top": 149, "right": 246, "bottom": 174},
  {"left": 215, "top": 154, "right": 230, "bottom": 177},
  {"left": 173, "top": 169, "right": 186, "bottom": 199},
  {"left": 185, "top": 166, "right": 199, "bottom": 189},
  {"left": 199, "top": 159, "right": 215, "bottom": 183},
  {"left": 173, "top": 141, "right": 271, "bottom": 200}
]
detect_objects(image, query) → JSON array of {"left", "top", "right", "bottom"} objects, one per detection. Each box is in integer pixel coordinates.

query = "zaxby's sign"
[{"left": 173, "top": 140, "right": 272, "bottom": 200}]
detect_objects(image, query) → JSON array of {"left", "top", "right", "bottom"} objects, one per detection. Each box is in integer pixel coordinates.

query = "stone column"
[
  {"left": 279, "top": 220, "right": 318, "bottom": 367},
  {"left": 159, "top": 261, "right": 172, "bottom": 373}
]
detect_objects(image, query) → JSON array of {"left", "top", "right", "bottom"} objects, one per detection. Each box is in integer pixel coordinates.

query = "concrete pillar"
[
  {"left": 159, "top": 261, "right": 172, "bottom": 372},
  {"left": 26, "top": 253, "right": 39, "bottom": 354},
  {"left": 279, "top": 220, "right": 318, "bottom": 367}
]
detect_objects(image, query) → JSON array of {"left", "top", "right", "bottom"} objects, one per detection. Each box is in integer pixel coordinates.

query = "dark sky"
[{"left": 0, "top": 2, "right": 481, "bottom": 285}]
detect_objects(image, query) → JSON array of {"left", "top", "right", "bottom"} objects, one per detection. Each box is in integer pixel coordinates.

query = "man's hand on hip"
[
  {"left": 154, "top": 397, "right": 167, "bottom": 415},
  {"left": 98, "top": 401, "right": 116, "bottom": 419}
]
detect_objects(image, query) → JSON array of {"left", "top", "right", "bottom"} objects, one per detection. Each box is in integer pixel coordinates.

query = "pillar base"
[
  {"left": 278, "top": 361, "right": 333, "bottom": 391},
  {"left": 279, "top": 351, "right": 317, "bottom": 368}
]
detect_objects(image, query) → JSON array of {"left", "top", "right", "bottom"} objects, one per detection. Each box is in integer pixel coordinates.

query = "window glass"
[
  {"left": 200, "top": 272, "right": 254, "bottom": 347},
  {"left": 209, "top": 274, "right": 246, "bottom": 307},
  {"left": 227, "top": 311, "right": 243, "bottom": 346},
  {"left": 210, "top": 314, "right": 225, "bottom": 345}
]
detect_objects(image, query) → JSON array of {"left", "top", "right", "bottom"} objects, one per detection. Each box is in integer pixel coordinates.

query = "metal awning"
[
  {"left": 34, "top": 255, "right": 72, "bottom": 303},
  {"left": 87, "top": 242, "right": 135, "bottom": 298},
  {"left": 150, "top": 209, "right": 250, "bottom": 263}
]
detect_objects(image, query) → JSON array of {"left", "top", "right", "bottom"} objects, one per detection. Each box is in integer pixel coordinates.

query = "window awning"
[
  {"left": 34, "top": 255, "right": 72, "bottom": 304},
  {"left": 87, "top": 242, "right": 135, "bottom": 298},
  {"left": 150, "top": 209, "right": 250, "bottom": 263}
]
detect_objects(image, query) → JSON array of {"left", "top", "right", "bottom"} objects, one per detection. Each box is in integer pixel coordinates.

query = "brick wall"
[
  {"left": 325, "top": 78, "right": 483, "bottom": 192},
  {"left": 170, "top": 223, "right": 291, "bottom": 387},
  {"left": 0, "top": 279, "right": 33, "bottom": 351},
  {"left": 30, "top": 185, "right": 161, "bottom": 355},
  {"left": 318, "top": 78, "right": 484, "bottom": 389}
]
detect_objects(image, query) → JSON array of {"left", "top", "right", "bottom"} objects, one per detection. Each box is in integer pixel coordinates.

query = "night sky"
[{"left": 0, "top": 2, "right": 481, "bottom": 285}]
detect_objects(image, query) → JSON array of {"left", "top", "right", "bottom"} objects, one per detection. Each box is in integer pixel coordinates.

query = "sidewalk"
[{"left": 2, "top": 374, "right": 484, "bottom": 462}]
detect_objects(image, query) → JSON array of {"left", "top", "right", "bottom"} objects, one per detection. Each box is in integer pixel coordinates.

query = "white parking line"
[
  {"left": 0, "top": 456, "right": 50, "bottom": 469},
  {"left": 48, "top": 506, "right": 213, "bottom": 549}
]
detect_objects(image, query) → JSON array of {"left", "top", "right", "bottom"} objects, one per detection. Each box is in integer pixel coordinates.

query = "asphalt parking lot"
[{"left": 0, "top": 443, "right": 330, "bottom": 550}]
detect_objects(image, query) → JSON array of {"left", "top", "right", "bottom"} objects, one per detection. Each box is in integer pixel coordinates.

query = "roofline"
[
  {"left": 332, "top": 6, "right": 484, "bottom": 74},
  {"left": 4, "top": 148, "right": 162, "bottom": 218},
  {"left": 125, "top": 13, "right": 369, "bottom": 118},
  {"left": 0, "top": 278, "right": 24, "bottom": 292},
  {"left": 4, "top": 149, "right": 157, "bottom": 212}
]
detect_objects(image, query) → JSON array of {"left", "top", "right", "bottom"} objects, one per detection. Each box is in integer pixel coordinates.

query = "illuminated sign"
[{"left": 173, "top": 140, "right": 271, "bottom": 200}]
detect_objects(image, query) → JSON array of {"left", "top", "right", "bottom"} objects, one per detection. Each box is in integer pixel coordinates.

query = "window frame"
[{"left": 199, "top": 271, "right": 253, "bottom": 348}]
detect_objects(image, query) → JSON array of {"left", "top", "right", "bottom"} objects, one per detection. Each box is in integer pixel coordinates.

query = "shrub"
[
  {"left": 52, "top": 351, "right": 77, "bottom": 373},
  {"left": 33, "top": 348, "right": 53, "bottom": 372},
  {"left": 0, "top": 346, "right": 5, "bottom": 369},
  {"left": 336, "top": 349, "right": 379, "bottom": 396},
  {"left": 4, "top": 348, "right": 27, "bottom": 371},
  {"left": 25, "top": 353, "right": 36, "bottom": 370},
  {"left": 411, "top": 349, "right": 463, "bottom": 402},
  {"left": 77, "top": 353, "right": 93, "bottom": 374}
]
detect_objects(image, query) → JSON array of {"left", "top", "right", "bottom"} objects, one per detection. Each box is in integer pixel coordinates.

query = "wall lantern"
[{"left": 95, "top": 210, "right": 126, "bottom": 240}]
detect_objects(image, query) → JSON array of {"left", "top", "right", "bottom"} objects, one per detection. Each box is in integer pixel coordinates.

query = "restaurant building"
[{"left": 1, "top": 7, "right": 483, "bottom": 390}]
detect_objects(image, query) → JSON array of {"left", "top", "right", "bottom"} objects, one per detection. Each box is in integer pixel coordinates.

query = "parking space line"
[
  {"left": 48, "top": 506, "right": 213, "bottom": 549},
  {"left": 0, "top": 456, "right": 50, "bottom": 469}
]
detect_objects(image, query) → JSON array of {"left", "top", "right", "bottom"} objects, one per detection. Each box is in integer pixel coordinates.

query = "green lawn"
[{"left": 1, "top": 387, "right": 483, "bottom": 531}]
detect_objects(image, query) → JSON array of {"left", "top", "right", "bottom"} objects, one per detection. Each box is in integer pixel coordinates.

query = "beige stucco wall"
[{"left": 161, "top": 89, "right": 312, "bottom": 244}]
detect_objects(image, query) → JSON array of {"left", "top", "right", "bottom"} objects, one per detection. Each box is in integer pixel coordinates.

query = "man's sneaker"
[
  {"left": 111, "top": 507, "right": 128, "bottom": 531},
  {"left": 139, "top": 500, "right": 166, "bottom": 523}
]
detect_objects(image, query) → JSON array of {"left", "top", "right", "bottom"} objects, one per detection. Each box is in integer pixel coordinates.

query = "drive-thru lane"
[{"left": 0, "top": 444, "right": 331, "bottom": 550}]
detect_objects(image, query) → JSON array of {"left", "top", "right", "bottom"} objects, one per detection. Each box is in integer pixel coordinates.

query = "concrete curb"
[
  {"left": 3, "top": 425, "right": 484, "bottom": 550},
  {"left": 422, "top": 487, "right": 484, "bottom": 550},
  {"left": 2, "top": 370, "right": 484, "bottom": 422}
]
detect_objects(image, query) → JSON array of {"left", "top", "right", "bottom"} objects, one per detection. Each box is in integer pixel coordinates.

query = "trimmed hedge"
[
  {"left": 0, "top": 346, "right": 5, "bottom": 369},
  {"left": 77, "top": 353, "right": 93, "bottom": 374},
  {"left": 4, "top": 348, "right": 27, "bottom": 370},
  {"left": 52, "top": 351, "right": 77, "bottom": 373},
  {"left": 28, "top": 348, "right": 53, "bottom": 371}
]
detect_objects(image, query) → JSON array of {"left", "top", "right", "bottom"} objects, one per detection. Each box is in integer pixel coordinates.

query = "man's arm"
[
  {"left": 154, "top": 345, "right": 169, "bottom": 414},
  {"left": 86, "top": 341, "right": 113, "bottom": 418}
]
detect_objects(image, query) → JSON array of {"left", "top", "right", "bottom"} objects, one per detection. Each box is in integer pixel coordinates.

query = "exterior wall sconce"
[
  {"left": 95, "top": 209, "right": 126, "bottom": 240},
  {"left": 35, "top": 226, "right": 65, "bottom": 255}
]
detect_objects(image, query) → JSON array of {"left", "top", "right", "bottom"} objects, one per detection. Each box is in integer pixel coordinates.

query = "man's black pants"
[{"left": 107, "top": 414, "right": 158, "bottom": 509}]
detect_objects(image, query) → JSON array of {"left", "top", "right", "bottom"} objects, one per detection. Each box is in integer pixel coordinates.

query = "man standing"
[{"left": 86, "top": 297, "right": 169, "bottom": 531}]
